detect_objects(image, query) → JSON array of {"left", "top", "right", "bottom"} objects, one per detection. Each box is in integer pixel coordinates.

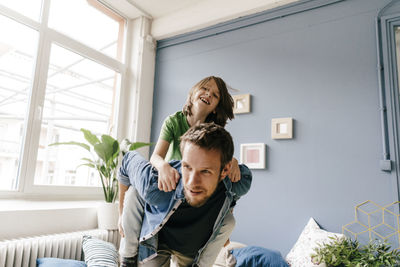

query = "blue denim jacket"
[{"left": 118, "top": 151, "right": 252, "bottom": 265}]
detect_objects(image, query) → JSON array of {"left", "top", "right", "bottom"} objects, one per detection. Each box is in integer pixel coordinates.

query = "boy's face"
[
  {"left": 181, "top": 142, "right": 231, "bottom": 207},
  {"left": 191, "top": 79, "right": 220, "bottom": 114}
]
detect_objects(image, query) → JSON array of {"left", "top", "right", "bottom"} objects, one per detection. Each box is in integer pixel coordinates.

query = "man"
[{"left": 118, "top": 123, "right": 252, "bottom": 266}]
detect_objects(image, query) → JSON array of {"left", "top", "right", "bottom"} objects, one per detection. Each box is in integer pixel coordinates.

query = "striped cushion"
[{"left": 82, "top": 236, "right": 118, "bottom": 267}]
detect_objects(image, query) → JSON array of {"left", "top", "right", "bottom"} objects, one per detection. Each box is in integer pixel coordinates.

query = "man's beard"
[
  {"left": 184, "top": 187, "right": 210, "bottom": 208},
  {"left": 183, "top": 179, "right": 221, "bottom": 208}
]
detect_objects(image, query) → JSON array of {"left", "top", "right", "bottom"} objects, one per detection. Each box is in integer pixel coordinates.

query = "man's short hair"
[{"left": 180, "top": 122, "right": 234, "bottom": 168}]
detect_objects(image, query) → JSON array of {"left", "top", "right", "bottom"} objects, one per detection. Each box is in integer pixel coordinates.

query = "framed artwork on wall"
[
  {"left": 240, "top": 143, "right": 266, "bottom": 169},
  {"left": 233, "top": 94, "right": 251, "bottom": 114},
  {"left": 271, "top": 117, "right": 293, "bottom": 139}
]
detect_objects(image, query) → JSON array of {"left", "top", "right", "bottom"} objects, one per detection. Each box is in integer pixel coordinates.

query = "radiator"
[{"left": 0, "top": 229, "right": 120, "bottom": 267}]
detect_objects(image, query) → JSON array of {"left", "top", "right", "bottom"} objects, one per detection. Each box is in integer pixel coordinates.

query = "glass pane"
[
  {"left": 48, "top": 0, "right": 124, "bottom": 60},
  {"left": 0, "top": 15, "right": 38, "bottom": 190},
  {"left": 34, "top": 44, "right": 120, "bottom": 187},
  {"left": 0, "top": 0, "right": 42, "bottom": 21},
  {"left": 395, "top": 26, "right": 400, "bottom": 91}
]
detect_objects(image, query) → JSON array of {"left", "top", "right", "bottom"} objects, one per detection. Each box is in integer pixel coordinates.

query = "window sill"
[
  {"left": 0, "top": 200, "right": 109, "bottom": 241},
  {"left": 0, "top": 199, "right": 101, "bottom": 211}
]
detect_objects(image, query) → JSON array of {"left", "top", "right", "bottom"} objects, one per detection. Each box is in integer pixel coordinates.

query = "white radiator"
[{"left": 0, "top": 229, "right": 120, "bottom": 267}]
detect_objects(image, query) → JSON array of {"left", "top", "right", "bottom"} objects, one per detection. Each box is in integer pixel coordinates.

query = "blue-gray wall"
[{"left": 151, "top": 0, "right": 398, "bottom": 255}]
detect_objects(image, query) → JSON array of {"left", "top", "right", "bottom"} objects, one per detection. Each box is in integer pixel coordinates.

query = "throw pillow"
[
  {"left": 82, "top": 235, "right": 118, "bottom": 267},
  {"left": 232, "top": 246, "right": 289, "bottom": 267},
  {"left": 285, "top": 218, "right": 344, "bottom": 267},
  {"left": 36, "top": 257, "right": 87, "bottom": 267}
]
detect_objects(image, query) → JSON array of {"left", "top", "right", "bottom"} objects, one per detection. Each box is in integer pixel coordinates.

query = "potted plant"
[
  {"left": 50, "top": 128, "right": 151, "bottom": 229},
  {"left": 311, "top": 237, "right": 400, "bottom": 267}
]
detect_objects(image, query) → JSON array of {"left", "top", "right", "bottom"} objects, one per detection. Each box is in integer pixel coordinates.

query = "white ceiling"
[{"left": 101, "top": 0, "right": 299, "bottom": 40}]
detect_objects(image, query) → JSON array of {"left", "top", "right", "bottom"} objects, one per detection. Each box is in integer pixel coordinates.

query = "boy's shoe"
[{"left": 120, "top": 256, "right": 137, "bottom": 267}]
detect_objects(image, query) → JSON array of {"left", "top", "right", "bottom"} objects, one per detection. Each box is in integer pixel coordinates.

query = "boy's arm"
[
  {"left": 118, "top": 151, "right": 175, "bottom": 206},
  {"left": 150, "top": 138, "right": 180, "bottom": 191}
]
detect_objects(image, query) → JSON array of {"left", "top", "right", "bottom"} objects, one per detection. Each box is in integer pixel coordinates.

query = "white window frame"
[{"left": 0, "top": 0, "right": 137, "bottom": 200}]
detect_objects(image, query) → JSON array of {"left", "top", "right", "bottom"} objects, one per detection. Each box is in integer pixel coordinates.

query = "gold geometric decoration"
[{"left": 342, "top": 200, "right": 400, "bottom": 248}]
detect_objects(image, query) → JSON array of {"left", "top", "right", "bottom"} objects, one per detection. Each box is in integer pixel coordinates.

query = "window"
[
  {"left": 377, "top": 1, "right": 400, "bottom": 197},
  {"left": 0, "top": 0, "right": 129, "bottom": 197},
  {"left": 0, "top": 14, "right": 38, "bottom": 190},
  {"left": 35, "top": 44, "right": 121, "bottom": 187},
  {"left": 0, "top": 0, "right": 42, "bottom": 21},
  {"left": 48, "top": 0, "right": 124, "bottom": 60}
]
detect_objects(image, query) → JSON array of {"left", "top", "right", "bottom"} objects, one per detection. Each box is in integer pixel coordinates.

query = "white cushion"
[
  {"left": 285, "top": 218, "right": 343, "bottom": 267},
  {"left": 82, "top": 235, "right": 119, "bottom": 267}
]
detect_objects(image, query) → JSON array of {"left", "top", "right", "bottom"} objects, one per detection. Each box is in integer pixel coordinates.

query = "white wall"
[{"left": 0, "top": 201, "right": 99, "bottom": 240}]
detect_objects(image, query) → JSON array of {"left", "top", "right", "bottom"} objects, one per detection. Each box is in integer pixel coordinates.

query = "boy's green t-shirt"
[{"left": 160, "top": 111, "right": 190, "bottom": 161}]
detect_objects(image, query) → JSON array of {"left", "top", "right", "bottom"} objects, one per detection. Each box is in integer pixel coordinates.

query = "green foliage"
[
  {"left": 50, "top": 128, "right": 151, "bottom": 203},
  {"left": 311, "top": 237, "right": 400, "bottom": 267}
]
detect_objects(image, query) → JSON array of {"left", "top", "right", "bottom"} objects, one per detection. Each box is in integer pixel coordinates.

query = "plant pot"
[{"left": 97, "top": 202, "right": 119, "bottom": 230}]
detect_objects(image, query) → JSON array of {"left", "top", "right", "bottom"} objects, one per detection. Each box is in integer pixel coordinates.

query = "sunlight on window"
[
  {"left": 48, "top": 0, "right": 124, "bottom": 60},
  {"left": 0, "top": 0, "right": 42, "bottom": 21},
  {"left": 0, "top": 0, "right": 126, "bottom": 192},
  {"left": 0, "top": 15, "right": 38, "bottom": 190},
  {"left": 395, "top": 26, "right": 400, "bottom": 92},
  {"left": 34, "top": 44, "right": 121, "bottom": 187}
]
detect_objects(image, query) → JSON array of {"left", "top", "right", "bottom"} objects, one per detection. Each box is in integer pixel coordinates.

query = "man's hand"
[
  {"left": 118, "top": 215, "right": 125, "bottom": 237},
  {"left": 158, "top": 163, "right": 180, "bottom": 192},
  {"left": 228, "top": 157, "right": 241, "bottom": 182}
]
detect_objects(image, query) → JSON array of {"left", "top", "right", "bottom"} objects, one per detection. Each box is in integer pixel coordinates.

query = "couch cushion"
[
  {"left": 82, "top": 235, "right": 118, "bottom": 267},
  {"left": 36, "top": 257, "right": 86, "bottom": 267}
]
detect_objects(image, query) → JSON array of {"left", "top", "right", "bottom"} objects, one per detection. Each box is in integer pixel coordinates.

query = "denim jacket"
[{"left": 118, "top": 151, "right": 252, "bottom": 266}]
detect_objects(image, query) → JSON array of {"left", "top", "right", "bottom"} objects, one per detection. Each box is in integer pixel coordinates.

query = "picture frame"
[
  {"left": 232, "top": 94, "right": 251, "bottom": 114},
  {"left": 240, "top": 143, "right": 266, "bottom": 169},
  {"left": 271, "top": 117, "right": 293, "bottom": 139}
]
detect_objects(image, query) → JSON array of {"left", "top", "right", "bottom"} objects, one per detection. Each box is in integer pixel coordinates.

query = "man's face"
[{"left": 181, "top": 143, "right": 231, "bottom": 208}]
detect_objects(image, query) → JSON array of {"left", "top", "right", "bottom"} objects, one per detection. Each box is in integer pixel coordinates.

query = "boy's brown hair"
[{"left": 182, "top": 76, "right": 234, "bottom": 127}]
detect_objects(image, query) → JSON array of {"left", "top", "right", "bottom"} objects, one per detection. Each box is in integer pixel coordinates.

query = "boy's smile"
[{"left": 192, "top": 78, "right": 220, "bottom": 113}]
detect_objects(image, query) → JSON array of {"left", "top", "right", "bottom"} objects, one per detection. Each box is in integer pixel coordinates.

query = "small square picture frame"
[
  {"left": 271, "top": 117, "right": 293, "bottom": 139},
  {"left": 232, "top": 94, "right": 251, "bottom": 114},
  {"left": 240, "top": 143, "right": 266, "bottom": 169}
]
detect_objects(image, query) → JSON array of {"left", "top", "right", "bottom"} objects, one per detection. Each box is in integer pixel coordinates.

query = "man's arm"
[{"left": 230, "top": 164, "right": 252, "bottom": 199}]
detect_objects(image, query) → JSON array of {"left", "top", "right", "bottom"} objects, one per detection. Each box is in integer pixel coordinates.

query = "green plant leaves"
[
  {"left": 129, "top": 142, "right": 153, "bottom": 151},
  {"left": 94, "top": 135, "right": 118, "bottom": 163},
  {"left": 312, "top": 237, "right": 400, "bottom": 267},
  {"left": 81, "top": 128, "right": 100, "bottom": 146},
  {"left": 48, "top": 128, "right": 151, "bottom": 203},
  {"left": 49, "top": 141, "right": 90, "bottom": 152}
]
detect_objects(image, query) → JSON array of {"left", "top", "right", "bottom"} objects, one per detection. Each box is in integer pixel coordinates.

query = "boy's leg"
[
  {"left": 196, "top": 212, "right": 236, "bottom": 267},
  {"left": 120, "top": 187, "right": 145, "bottom": 262},
  {"left": 138, "top": 243, "right": 172, "bottom": 267},
  {"left": 170, "top": 250, "right": 195, "bottom": 267}
]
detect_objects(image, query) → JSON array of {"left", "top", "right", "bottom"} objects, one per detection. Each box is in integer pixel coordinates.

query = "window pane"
[
  {"left": 34, "top": 44, "right": 120, "bottom": 187},
  {"left": 396, "top": 26, "right": 400, "bottom": 91},
  {"left": 0, "top": 0, "right": 42, "bottom": 21},
  {"left": 0, "top": 15, "right": 38, "bottom": 190},
  {"left": 48, "top": 0, "right": 124, "bottom": 60}
]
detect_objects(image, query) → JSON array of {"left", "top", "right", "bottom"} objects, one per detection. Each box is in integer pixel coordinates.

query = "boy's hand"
[
  {"left": 229, "top": 157, "right": 241, "bottom": 182},
  {"left": 158, "top": 163, "right": 180, "bottom": 192}
]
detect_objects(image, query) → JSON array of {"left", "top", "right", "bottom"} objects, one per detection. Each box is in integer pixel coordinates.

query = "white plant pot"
[{"left": 97, "top": 202, "right": 119, "bottom": 230}]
